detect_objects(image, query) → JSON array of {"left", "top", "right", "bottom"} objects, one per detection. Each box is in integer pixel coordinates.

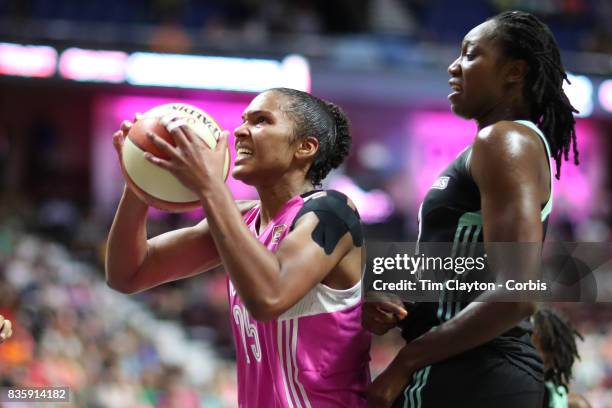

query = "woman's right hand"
[{"left": 362, "top": 298, "right": 408, "bottom": 335}]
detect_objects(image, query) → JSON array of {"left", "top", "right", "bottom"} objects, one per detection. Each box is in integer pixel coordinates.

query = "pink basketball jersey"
[{"left": 227, "top": 192, "right": 371, "bottom": 407}]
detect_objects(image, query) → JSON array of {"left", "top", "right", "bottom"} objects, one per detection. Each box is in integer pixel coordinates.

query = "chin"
[
  {"left": 450, "top": 103, "right": 473, "bottom": 120},
  {"left": 231, "top": 168, "right": 256, "bottom": 186}
]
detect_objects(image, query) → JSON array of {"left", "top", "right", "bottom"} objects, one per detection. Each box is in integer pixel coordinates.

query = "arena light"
[
  {"left": 329, "top": 175, "right": 394, "bottom": 223},
  {"left": 0, "top": 42, "right": 57, "bottom": 78},
  {"left": 564, "top": 73, "right": 593, "bottom": 118},
  {"left": 280, "top": 54, "right": 311, "bottom": 92},
  {"left": 59, "top": 48, "right": 128, "bottom": 83},
  {"left": 598, "top": 80, "right": 612, "bottom": 113},
  {"left": 125, "top": 52, "right": 310, "bottom": 92}
]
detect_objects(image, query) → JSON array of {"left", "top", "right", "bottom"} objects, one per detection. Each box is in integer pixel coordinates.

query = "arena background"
[{"left": 0, "top": 0, "right": 611, "bottom": 406}]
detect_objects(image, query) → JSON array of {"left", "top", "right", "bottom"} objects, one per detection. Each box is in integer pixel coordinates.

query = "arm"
[
  {"left": 105, "top": 186, "right": 217, "bottom": 294},
  {"left": 106, "top": 186, "right": 258, "bottom": 294},
  {"left": 201, "top": 186, "right": 360, "bottom": 321},
  {"left": 105, "top": 118, "right": 257, "bottom": 294},
  {"left": 368, "top": 121, "right": 550, "bottom": 406}
]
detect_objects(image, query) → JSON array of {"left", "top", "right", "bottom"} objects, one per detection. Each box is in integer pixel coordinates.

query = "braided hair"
[
  {"left": 489, "top": 11, "right": 579, "bottom": 179},
  {"left": 268, "top": 87, "right": 351, "bottom": 186},
  {"left": 533, "top": 307, "right": 584, "bottom": 388}
]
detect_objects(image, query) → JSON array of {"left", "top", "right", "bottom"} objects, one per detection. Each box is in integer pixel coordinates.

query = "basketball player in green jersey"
[{"left": 363, "top": 11, "right": 579, "bottom": 408}]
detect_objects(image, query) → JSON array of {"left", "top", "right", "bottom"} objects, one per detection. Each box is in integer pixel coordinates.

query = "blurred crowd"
[
  {"left": 0, "top": 209, "right": 239, "bottom": 407},
  {"left": 1, "top": 0, "right": 611, "bottom": 55}
]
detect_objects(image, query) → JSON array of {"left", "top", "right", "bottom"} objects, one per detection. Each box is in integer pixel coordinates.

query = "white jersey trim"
[
  {"left": 292, "top": 319, "right": 312, "bottom": 408},
  {"left": 277, "top": 319, "right": 313, "bottom": 408},
  {"left": 514, "top": 120, "right": 554, "bottom": 221},
  {"left": 279, "top": 280, "right": 362, "bottom": 320},
  {"left": 277, "top": 320, "right": 295, "bottom": 408}
]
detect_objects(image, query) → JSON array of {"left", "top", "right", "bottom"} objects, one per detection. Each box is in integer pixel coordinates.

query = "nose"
[
  {"left": 448, "top": 56, "right": 461, "bottom": 77},
  {"left": 234, "top": 122, "right": 249, "bottom": 139}
]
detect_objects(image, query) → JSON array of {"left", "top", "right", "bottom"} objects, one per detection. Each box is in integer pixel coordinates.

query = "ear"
[
  {"left": 505, "top": 59, "right": 529, "bottom": 84},
  {"left": 295, "top": 136, "right": 319, "bottom": 161}
]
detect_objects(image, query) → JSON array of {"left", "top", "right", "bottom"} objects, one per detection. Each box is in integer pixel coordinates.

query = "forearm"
[
  {"left": 393, "top": 301, "right": 535, "bottom": 374},
  {"left": 105, "top": 186, "right": 149, "bottom": 292},
  {"left": 199, "top": 180, "right": 281, "bottom": 314}
]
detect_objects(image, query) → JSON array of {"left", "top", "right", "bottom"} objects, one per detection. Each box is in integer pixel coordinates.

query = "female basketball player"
[
  {"left": 533, "top": 307, "right": 591, "bottom": 408},
  {"left": 106, "top": 88, "right": 370, "bottom": 407},
  {"left": 363, "top": 11, "right": 579, "bottom": 407}
]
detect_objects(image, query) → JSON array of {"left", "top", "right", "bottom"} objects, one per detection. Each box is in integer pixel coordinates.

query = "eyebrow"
[{"left": 241, "top": 109, "right": 270, "bottom": 121}]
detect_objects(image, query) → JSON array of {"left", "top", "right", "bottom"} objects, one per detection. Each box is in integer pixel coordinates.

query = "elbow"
[
  {"left": 105, "top": 269, "right": 138, "bottom": 295},
  {"left": 106, "top": 278, "right": 136, "bottom": 294},
  {"left": 247, "top": 297, "right": 283, "bottom": 322}
]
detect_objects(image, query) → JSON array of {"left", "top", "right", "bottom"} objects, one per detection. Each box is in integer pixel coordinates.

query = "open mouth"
[
  {"left": 235, "top": 147, "right": 254, "bottom": 163},
  {"left": 236, "top": 147, "right": 253, "bottom": 156}
]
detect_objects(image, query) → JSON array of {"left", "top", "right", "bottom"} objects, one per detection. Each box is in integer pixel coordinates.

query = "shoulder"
[
  {"left": 291, "top": 190, "right": 362, "bottom": 242},
  {"left": 473, "top": 121, "right": 544, "bottom": 161},
  {"left": 303, "top": 190, "right": 357, "bottom": 211},
  {"left": 471, "top": 121, "right": 545, "bottom": 179},
  {"left": 297, "top": 190, "right": 359, "bottom": 221}
]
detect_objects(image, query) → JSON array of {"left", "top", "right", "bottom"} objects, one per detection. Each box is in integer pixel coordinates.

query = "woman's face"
[
  {"left": 447, "top": 20, "right": 510, "bottom": 120},
  {"left": 232, "top": 91, "right": 300, "bottom": 186}
]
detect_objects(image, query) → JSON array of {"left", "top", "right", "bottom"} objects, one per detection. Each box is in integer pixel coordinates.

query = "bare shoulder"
[
  {"left": 471, "top": 120, "right": 546, "bottom": 180},
  {"left": 306, "top": 190, "right": 358, "bottom": 212},
  {"left": 474, "top": 120, "right": 543, "bottom": 158}
]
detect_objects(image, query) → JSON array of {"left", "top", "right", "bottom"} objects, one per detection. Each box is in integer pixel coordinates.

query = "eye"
[
  {"left": 255, "top": 116, "right": 268, "bottom": 124},
  {"left": 465, "top": 53, "right": 476, "bottom": 61}
]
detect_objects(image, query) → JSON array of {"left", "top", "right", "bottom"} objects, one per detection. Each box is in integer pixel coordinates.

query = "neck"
[
  {"left": 475, "top": 93, "right": 531, "bottom": 130},
  {"left": 256, "top": 176, "right": 314, "bottom": 229}
]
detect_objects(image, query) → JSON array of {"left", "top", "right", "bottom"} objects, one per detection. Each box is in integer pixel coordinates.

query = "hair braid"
[
  {"left": 533, "top": 307, "right": 584, "bottom": 388},
  {"left": 268, "top": 87, "right": 351, "bottom": 186},
  {"left": 490, "top": 11, "right": 579, "bottom": 179}
]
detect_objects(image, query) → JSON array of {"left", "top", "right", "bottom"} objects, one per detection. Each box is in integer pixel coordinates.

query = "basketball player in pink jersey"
[{"left": 106, "top": 88, "right": 371, "bottom": 407}]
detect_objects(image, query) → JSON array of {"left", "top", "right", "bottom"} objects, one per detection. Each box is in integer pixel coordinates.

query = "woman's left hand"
[
  {"left": 367, "top": 365, "right": 412, "bottom": 408},
  {"left": 144, "top": 113, "right": 229, "bottom": 197}
]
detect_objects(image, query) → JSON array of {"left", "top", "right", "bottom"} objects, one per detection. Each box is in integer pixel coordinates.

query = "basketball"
[{"left": 120, "top": 103, "right": 230, "bottom": 212}]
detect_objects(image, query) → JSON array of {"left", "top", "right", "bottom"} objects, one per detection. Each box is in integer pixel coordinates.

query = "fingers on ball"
[
  {"left": 161, "top": 113, "right": 188, "bottom": 133},
  {"left": 146, "top": 132, "right": 176, "bottom": 156},
  {"left": 120, "top": 120, "right": 133, "bottom": 134}
]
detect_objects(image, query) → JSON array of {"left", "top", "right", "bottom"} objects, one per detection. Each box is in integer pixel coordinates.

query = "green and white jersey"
[
  {"left": 545, "top": 381, "right": 569, "bottom": 408},
  {"left": 395, "top": 120, "right": 550, "bottom": 407}
]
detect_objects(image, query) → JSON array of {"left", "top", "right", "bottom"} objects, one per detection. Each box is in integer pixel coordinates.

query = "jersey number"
[{"left": 233, "top": 304, "right": 262, "bottom": 364}]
